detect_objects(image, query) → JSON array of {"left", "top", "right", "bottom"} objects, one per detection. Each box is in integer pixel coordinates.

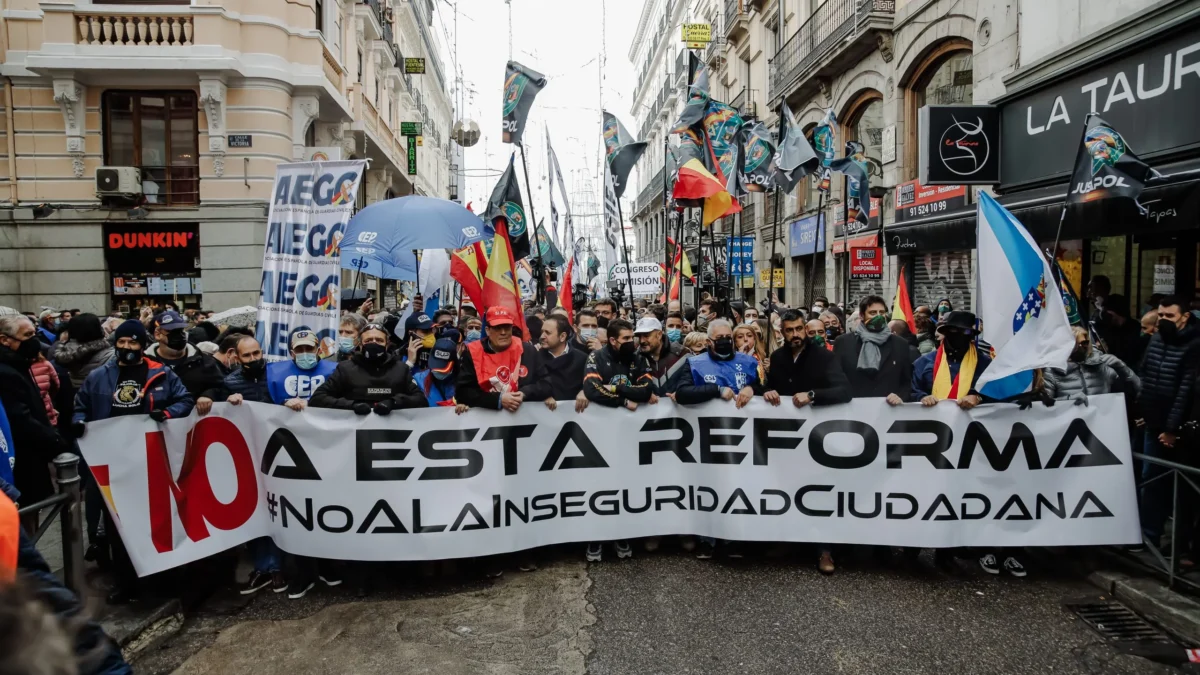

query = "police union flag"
[
  {"left": 974, "top": 192, "right": 1074, "bottom": 400},
  {"left": 1066, "top": 113, "right": 1156, "bottom": 212}
]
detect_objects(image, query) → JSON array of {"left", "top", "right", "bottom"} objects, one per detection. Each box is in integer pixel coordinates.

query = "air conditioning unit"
[{"left": 96, "top": 167, "right": 143, "bottom": 199}]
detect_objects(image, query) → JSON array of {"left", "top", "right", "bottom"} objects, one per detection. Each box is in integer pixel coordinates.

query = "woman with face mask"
[
  {"left": 733, "top": 324, "right": 768, "bottom": 384},
  {"left": 1043, "top": 326, "right": 1140, "bottom": 405},
  {"left": 935, "top": 299, "right": 954, "bottom": 323}
]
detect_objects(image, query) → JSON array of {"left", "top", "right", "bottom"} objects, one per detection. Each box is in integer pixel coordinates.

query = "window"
[
  {"left": 357, "top": 50, "right": 363, "bottom": 83},
  {"left": 849, "top": 96, "right": 884, "bottom": 168},
  {"left": 902, "top": 40, "right": 972, "bottom": 180},
  {"left": 104, "top": 91, "right": 199, "bottom": 205},
  {"left": 315, "top": 0, "right": 324, "bottom": 33},
  {"left": 305, "top": 121, "right": 317, "bottom": 148}
]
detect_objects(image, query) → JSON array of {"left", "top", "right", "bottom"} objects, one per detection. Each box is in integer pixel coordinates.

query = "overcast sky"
[{"left": 434, "top": 0, "right": 640, "bottom": 244}]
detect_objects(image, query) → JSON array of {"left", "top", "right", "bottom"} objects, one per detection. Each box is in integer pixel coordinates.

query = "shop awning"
[
  {"left": 883, "top": 159, "right": 1200, "bottom": 254},
  {"left": 831, "top": 232, "right": 878, "bottom": 254}
]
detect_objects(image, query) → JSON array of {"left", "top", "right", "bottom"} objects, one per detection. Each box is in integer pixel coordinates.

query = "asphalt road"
[{"left": 136, "top": 547, "right": 1176, "bottom": 675}]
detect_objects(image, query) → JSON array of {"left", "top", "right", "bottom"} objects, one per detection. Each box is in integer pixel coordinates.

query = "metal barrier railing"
[
  {"left": 1117, "top": 451, "right": 1200, "bottom": 593},
  {"left": 16, "top": 454, "right": 85, "bottom": 595}
]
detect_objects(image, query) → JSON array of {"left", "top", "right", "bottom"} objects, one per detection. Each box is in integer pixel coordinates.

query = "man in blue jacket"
[
  {"left": 0, "top": 397, "right": 13, "bottom": 487},
  {"left": 73, "top": 319, "right": 192, "bottom": 604}
]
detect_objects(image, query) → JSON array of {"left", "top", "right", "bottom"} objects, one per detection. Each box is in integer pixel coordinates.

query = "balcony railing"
[
  {"left": 77, "top": 14, "right": 194, "bottom": 46},
  {"left": 731, "top": 88, "right": 747, "bottom": 115},
  {"left": 636, "top": 165, "right": 666, "bottom": 215},
  {"left": 725, "top": 0, "right": 749, "bottom": 40},
  {"left": 675, "top": 48, "right": 689, "bottom": 86},
  {"left": 361, "top": 0, "right": 384, "bottom": 26},
  {"left": 769, "top": 0, "right": 894, "bottom": 103},
  {"left": 323, "top": 44, "right": 344, "bottom": 93}
]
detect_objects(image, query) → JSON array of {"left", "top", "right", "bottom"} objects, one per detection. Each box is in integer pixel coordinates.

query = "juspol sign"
[{"left": 77, "top": 397, "right": 1140, "bottom": 576}]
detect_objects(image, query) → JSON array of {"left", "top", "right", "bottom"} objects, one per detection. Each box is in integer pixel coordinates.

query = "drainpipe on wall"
[{"left": 4, "top": 78, "right": 16, "bottom": 205}]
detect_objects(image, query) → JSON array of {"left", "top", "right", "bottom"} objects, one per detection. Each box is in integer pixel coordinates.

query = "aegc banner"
[
  {"left": 256, "top": 160, "right": 366, "bottom": 361},
  {"left": 77, "top": 395, "right": 1140, "bottom": 577}
]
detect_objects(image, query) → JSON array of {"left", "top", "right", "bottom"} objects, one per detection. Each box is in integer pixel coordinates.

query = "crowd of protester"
[{"left": 0, "top": 277, "right": 1186, "bottom": 658}]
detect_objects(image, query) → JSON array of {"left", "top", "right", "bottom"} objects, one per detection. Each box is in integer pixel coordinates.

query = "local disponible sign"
[
  {"left": 610, "top": 262, "right": 662, "bottom": 296},
  {"left": 76, "top": 396, "right": 1140, "bottom": 576},
  {"left": 919, "top": 105, "right": 1001, "bottom": 185},
  {"left": 850, "top": 246, "right": 883, "bottom": 279}
]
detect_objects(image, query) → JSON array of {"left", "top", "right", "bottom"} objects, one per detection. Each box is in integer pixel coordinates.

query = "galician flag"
[{"left": 974, "top": 192, "right": 1074, "bottom": 400}]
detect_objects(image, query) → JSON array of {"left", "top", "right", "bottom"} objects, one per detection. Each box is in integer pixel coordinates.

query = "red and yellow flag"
[
  {"left": 673, "top": 158, "right": 739, "bottom": 227},
  {"left": 560, "top": 255, "right": 576, "bottom": 323},
  {"left": 891, "top": 267, "right": 916, "bottom": 334},
  {"left": 482, "top": 219, "right": 528, "bottom": 338},
  {"left": 451, "top": 241, "right": 488, "bottom": 311}
]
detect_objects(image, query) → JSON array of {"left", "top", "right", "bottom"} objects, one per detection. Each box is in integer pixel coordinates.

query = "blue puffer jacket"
[
  {"left": 2, "top": 475, "right": 133, "bottom": 674},
  {"left": 412, "top": 369, "right": 456, "bottom": 407},
  {"left": 73, "top": 358, "right": 194, "bottom": 424},
  {"left": 221, "top": 367, "right": 271, "bottom": 403}
]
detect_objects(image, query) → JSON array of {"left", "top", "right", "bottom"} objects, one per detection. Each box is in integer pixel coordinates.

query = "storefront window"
[{"left": 1139, "top": 247, "right": 1177, "bottom": 314}]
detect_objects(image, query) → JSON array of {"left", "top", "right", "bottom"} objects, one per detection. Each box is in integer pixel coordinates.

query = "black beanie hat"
[{"left": 113, "top": 319, "right": 149, "bottom": 347}]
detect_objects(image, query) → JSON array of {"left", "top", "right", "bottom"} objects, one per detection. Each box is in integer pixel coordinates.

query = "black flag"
[
  {"left": 830, "top": 141, "right": 872, "bottom": 233},
  {"left": 773, "top": 102, "right": 819, "bottom": 193},
  {"left": 1067, "top": 113, "right": 1157, "bottom": 212},
  {"left": 740, "top": 121, "right": 777, "bottom": 192},
  {"left": 486, "top": 154, "right": 531, "bottom": 260},
  {"left": 502, "top": 61, "right": 546, "bottom": 144},
  {"left": 534, "top": 220, "right": 566, "bottom": 267},
  {"left": 602, "top": 111, "right": 647, "bottom": 199}
]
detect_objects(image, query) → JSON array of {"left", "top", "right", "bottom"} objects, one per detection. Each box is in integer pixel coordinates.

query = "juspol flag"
[
  {"left": 502, "top": 61, "right": 546, "bottom": 144},
  {"left": 79, "top": 395, "right": 1139, "bottom": 576},
  {"left": 602, "top": 111, "right": 648, "bottom": 199},
  {"left": 486, "top": 154, "right": 531, "bottom": 261},
  {"left": 1067, "top": 113, "right": 1157, "bottom": 213}
]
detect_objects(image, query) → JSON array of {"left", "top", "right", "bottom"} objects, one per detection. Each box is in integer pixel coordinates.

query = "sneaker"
[
  {"left": 287, "top": 580, "right": 316, "bottom": 599},
  {"left": 724, "top": 542, "right": 744, "bottom": 559},
  {"left": 644, "top": 537, "right": 661, "bottom": 553},
  {"left": 517, "top": 554, "right": 539, "bottom": 572},
  {"left": 1003, "top": 556, "right": 1027, "bottom": 578},
  {"left": 979, "top": 554, "right": 1000, "bottom": 575},
  {"left": 695, "top": 540, "right": 715, "bottom": 560},
  {"left": 271, "top": 572, "right": 287, "bottom": 593},
  {"left": 818, "top": 551, "right": 835, "bottom": 575},
  {"left": 679, "top": 536, "right": 696, "bottom": 552},
  {"left": 240, "top": 571, "right": 273, "bottom": 595},
  {"left": 318, "top": 573, "right": 343, "bottom": 587},
  {"left": 614, "top": 540, "right": 633, "bottom": 559},
  {"left": 585, "top": 543, "right": 603, "bottom": 562}
]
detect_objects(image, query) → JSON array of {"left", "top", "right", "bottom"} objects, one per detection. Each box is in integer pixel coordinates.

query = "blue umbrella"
[{"left": 341, "top": 195, "right": 487, "bottom": 279}]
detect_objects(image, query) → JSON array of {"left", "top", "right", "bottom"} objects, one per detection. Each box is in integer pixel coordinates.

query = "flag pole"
[
  {"left": 767, "top": 184, "right": 781, "bottom": 347},
  {"left": 1050, "top": 112, "right": 1094, "bottom": 268},
  {"left": 840, "top": 177, "right": 850, "bottom": 308},
  {"left": 806, "top": 191, "right": 824, "bottom": 309},
  {"left": 662, "top": 137, "right": 672, "bottom": 301},
  {"left": 615, "top": 189, "right": 636, "bottom": 308},
  {"left": 516, "top": 141, "right": 546, "bottom": 305}
]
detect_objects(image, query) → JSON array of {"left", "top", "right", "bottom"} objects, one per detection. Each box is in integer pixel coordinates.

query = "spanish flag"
[
  {"left": 481, "top": 219, "right": 528, "bottom": 338},
  {"left": 892, "top": 267, "right": 916, "bottom": 334},
  {"left": 451, "top": 241, "right": 488, "bottom": 311},
  {"left": 673, "top": 158, "right": 737, "bottom": 227}
]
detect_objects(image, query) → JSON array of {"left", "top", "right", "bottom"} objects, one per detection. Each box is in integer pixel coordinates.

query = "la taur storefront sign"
[{"left": 999, "top": 24, "right": 1200, "bottom": 190}]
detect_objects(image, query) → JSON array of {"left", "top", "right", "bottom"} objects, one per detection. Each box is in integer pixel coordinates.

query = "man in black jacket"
[
  {"left": 764, "top": 309, "right": 852, "bottom": 575},
  {"left": 537, "top": 315, "right": 588, "bottom": 406},
  {"left": 581, "top": 318, "right": 655, "bottom": 562},
  {"left": 145, "top": 310, "right": 226, "bottom": 400},
  {"left": 833, "top": 295, "right": 912, "bottom": 406},
  {"left": 634, "top": 317, "right": 685, "bottom": 394},
  {"left": 0, "top": 315, "right": 71, "bottom": 511},
  {"left": 310, "top": 324, "right": 425, "bottom": 414},
  {"left": 1138, "top": 297, "right": 1200, "bottom": 549}
]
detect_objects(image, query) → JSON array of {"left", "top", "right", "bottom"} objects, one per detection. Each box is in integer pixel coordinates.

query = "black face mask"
[
  {"left": 943, "top": 333, "right": 971, "bottom": 356},
  {"left": 1070, "top": 347, "right": 1088, "bottom": 363},
  {"left": 165, "top": 331, "right": 187, "bottom": 351},
  {"left": 362, "top": 343, "right": 387, "bottom": 364},
  {"left": 12, "top": 336, "right": 41, "bottom": 363},
  {"left": 116, "top": 346, "right": 143, "bottom": 365},
  {"left": 241, "top": 358, "right": 266, "bottom": 377},
  {"left": 617, "top": 341, "right": 637, "bottom": 364},
  {"left": 1159, "top": 319, "right": 1179, "bottom": 340},
  {"left": 712, "top": 337, "right": 735, "bottom": 359},
  {"left": 826, "top": 326, "right": 842, "bottom": 340},
  {"left": 597, "top": 316, "right": 610, "bottom": 330}
]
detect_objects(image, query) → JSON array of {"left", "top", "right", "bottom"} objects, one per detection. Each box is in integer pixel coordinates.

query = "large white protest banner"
[
  {"left": 256, "top": 160, "right": 366, "bottom": 361},
  {"left": 78, "top": 395, "right": 1140, "bottom": 576}
]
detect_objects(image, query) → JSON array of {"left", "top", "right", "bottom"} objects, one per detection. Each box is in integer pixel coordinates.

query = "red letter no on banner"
[{"left": 148, "top": 416, "right": 259, "bottom": 554}]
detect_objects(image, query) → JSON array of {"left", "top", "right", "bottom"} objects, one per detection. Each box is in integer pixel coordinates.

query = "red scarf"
[{"left": 467, "top": 339, "right": 525, "bottom": 393}]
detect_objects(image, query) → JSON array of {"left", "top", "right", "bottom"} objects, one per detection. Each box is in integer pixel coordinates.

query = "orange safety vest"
[
  {"left": 0, "top": 489, "right": 17, "bottom": 584},
  {"left": 466, "top": 339, "right": 525, "bottom": 393}
]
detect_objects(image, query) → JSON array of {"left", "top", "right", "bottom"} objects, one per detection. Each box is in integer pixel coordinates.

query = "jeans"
[
  {"left": 1140, "top": 430, "right": 1184, "bottom": 546},
  {"left": 249, "top": 537, "right": 281, "bottom": 574}
]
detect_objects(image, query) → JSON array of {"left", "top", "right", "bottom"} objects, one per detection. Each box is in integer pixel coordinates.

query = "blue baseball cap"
[
  {"left": 428, "top": 338, "right": 457, "bottom": 374},
  {"left": 154, "top": 309, "right": 187, "bottom": 331},
  {"left": 405, "top": 313, "right": 434, "bottom": 332}
]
